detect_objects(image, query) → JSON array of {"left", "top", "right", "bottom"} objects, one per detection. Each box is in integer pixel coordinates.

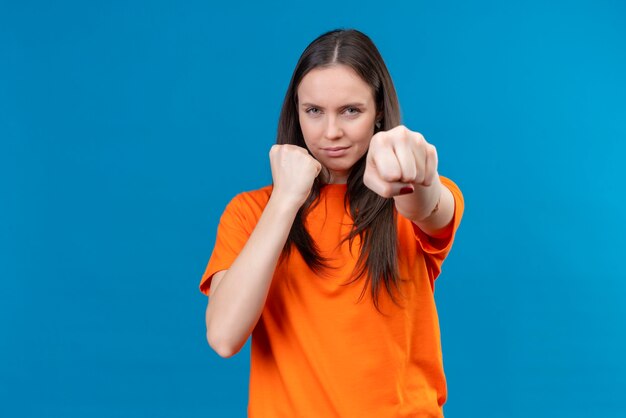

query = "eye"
[
  {"left": 344, "top": 107, "right": 361, "bottom": 116},
  {"left": 305, "top": 107, "right": 321, "bottom": 115}
]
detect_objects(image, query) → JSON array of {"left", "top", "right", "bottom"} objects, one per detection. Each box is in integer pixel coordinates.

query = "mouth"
[
  {"left": 321, "top": 146, "right": 350, "bottom": 157},
  {"left": 322, "top": 146, "right": 349, "bottom": 151}
]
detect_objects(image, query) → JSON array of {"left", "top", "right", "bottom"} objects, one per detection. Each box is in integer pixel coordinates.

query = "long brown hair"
[{"left": 276, "top": 29, "right": 403, "bottom": 311}]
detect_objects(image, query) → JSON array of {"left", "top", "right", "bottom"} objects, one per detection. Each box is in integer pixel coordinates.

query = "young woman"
[{"left": 200, "top": 28, "right": 464, "bottom": 417}]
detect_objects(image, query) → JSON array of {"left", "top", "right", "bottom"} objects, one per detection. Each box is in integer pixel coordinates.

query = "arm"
[
  {"left": 205, "top": 194, "right": 301, "bottom": 358},
  {"left": 393, "top": 178, "right": 455, "bottom": 238},
  {"left": 205, "top": 144, "right": 321, "bottom": 358}
]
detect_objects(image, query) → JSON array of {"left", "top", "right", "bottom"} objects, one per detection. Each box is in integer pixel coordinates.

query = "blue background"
[{"left": 2, "top": 0, "right": 625, "bottom": 417}]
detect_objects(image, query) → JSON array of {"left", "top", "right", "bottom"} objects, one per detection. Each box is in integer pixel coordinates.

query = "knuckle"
[
  {"left": 413, "top": 133, "right": 425, "bottom": 147},
  {"left": 371, "top": 132, "right": 385, "bottom": 146},
  {"left": 388, "top": 125, "right": 401, "bottom": 136},
  {"left": 397, "top": 133, "right": 409, "bottom": 145}
]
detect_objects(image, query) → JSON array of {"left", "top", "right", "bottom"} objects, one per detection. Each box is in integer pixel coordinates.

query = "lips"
[{"left": 322, "top": 146, "right": 350, "bottom": 157}]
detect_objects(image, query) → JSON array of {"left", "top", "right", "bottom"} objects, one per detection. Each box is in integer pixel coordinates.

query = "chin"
[{"left": 324, "top": 162, "right": 354, "bottom": 177}]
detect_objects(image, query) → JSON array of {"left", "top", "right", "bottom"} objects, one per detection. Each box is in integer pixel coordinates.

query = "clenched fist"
[
  {"left": 363, "top": 125, "right": 439, "bottom": 198},
  {"left": 269, "top": 144, "right": 322, "bottom": 208}
]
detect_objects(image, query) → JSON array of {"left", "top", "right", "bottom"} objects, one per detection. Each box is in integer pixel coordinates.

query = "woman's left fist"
[{"left": 363, "top": 125, "right": 438, "bottom": 198}]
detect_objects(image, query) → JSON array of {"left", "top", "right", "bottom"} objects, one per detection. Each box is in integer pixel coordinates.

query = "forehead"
[{"left": 297, "top": 64, "right": 374, "bottom": 106}]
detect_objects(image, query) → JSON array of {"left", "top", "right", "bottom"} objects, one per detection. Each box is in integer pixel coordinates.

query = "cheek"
[
  {"left": 298, "top": 119, "right": 314, "bottom": 150},
  {"left": 299, "top": 117, "right": 323, "bottom": 143},
  {"left": 353, "top": 120, "right": 376, "bottom": 144}
]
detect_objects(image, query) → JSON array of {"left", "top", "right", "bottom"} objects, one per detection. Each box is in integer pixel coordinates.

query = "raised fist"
[
  {"left": 269, "top": 144, "right": 322, "bottom": 207},
  {"left": 364, "top": 125, "right": 438, "bottom": 198}
]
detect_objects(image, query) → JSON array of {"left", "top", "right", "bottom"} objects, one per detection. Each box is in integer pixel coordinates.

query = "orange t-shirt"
[{"left": 200, "top": 177, "right": 464, "bottom": 417}]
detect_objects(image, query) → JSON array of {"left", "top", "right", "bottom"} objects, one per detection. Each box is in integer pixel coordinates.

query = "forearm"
[
  {"left": 206, "top": 194, "right": 300, "bottom": 357},
  {"left": 393, "top": 177, "right": 455, "bottom": 238}
]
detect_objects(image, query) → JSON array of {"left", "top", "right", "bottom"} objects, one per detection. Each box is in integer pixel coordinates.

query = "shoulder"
[
  {"left": 221, "top": 185, "right": 274, "bottom": 224},
  {"left": 229, "top": 184, "right": 273, "bottom": 210}
]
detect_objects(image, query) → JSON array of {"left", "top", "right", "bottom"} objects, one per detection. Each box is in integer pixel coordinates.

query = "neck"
[{"left": 322, "top": 168, "right": 349, "bottom": 184}]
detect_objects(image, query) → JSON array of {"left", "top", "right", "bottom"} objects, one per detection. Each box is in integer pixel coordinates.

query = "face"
[{"left": 297, "top": 64, "right": 378, "bottom": 184}]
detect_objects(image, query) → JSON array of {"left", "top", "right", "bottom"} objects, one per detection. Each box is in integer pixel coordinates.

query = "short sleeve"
[
  {"left": 412, "top": 176, "right": 464, "bottom": 280},
  {"left": 199, "top": 193, "right": 258, "bottom": 296}
]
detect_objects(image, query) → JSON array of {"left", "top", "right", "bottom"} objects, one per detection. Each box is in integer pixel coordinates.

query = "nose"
[{"left": 324, "top": 116, "right": 343, "bottom": 140}]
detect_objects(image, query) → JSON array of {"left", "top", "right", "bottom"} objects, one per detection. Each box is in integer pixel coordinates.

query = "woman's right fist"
[{"left": 269, "top": 144, "right": 322, "bottom": 208}]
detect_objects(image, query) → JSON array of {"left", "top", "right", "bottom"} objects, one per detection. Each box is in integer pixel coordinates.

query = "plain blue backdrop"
[{"left": 2, "top": 0, "right": 625, "bottom": 417}]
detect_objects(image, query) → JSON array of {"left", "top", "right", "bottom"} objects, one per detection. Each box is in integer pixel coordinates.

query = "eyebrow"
[{"left": 300, "top": 102, "right": 367, "bottom": 109}]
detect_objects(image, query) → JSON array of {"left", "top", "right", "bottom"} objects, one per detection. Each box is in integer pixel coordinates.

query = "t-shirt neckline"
[{"left": 320, "top": 183, "right": 347, "bottom": 197}]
